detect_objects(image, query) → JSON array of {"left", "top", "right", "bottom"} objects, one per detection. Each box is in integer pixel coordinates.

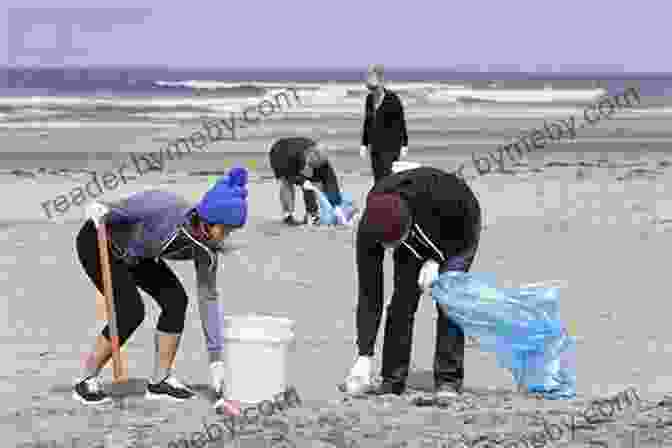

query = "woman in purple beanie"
[{"left": 73, "top": 167, "right": 248, "bottom": 405}]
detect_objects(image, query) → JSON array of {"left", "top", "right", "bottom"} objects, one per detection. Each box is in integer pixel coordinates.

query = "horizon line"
[{"left": 1, "top": 64, "right": 672, "bottom": 76}]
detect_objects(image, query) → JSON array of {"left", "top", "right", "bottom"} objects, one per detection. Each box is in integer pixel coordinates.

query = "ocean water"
[{"left": 1, "top": 67, "right": 671, "bottom": 128}]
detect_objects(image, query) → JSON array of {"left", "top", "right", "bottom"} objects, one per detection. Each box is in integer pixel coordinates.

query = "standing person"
[
  {"left": 73, "top": 168, "right": 248, "bottom": 405},
  {"left": 345, "top": 166, "right": 481, "bottom": 405},
  {"left": 269, "top": 136, "right": 346, "bottom": 226},
  {"left": 360, "top": 64, "right": 409, "bottom": 182}
]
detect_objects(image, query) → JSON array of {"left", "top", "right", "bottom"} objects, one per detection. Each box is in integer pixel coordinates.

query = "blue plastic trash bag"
[
  {"left": 432, "top": 271, "right": 577, "bottom": 399},
  {"left": 317, "top": 191, "right": 358, "bottom": 225}
]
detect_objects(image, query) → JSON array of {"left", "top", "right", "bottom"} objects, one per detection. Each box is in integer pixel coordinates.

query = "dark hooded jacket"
[
  {"left": 361, "top": 89, "right": 408, "bottom": 155},
  {"left": 356, "top": 167, "right": 481, "bottom": 303}
]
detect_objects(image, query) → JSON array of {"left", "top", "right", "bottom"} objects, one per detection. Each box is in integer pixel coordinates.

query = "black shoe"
[
  {"left": 282, "top": 215, "right": 303, "bottom": 226},
  {"left": 365, "top": 380, "right": 405, "bottom": 396},
  {"left": 434, "top": 382, "right": 462, "bottom": 407},
  {"left": 146, "top": 375, "right": 195, "bottom": 401},
  {"left": 72, "top": 376, "right": 112, "bottom": 405}
]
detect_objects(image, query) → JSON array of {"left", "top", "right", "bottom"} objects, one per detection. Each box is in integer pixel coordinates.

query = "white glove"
[
  {"left": 302, "top": 180, "right": 317, "bottom": 191},
  {"left": 85, "top": 202, "right": 109, "bottom": 227},
  {"left": 400, "top": 146, "right": 408, "bottom": 158},
  {"left": 210, "top": 361, "right": 227, "bottom": 395},
  {"left": 211, "top": 361, "right": 241, "bottom": 413},
  {"left": 359, "top": 145, "right": 368, "bottom": 159},
  {"left": 418, "top": 260, "right": 440, "bottom": 291}
]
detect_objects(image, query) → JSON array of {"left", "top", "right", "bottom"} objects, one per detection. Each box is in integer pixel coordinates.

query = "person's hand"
[
  {"left": 418, "top": 260, "right": 440, "bottom": 291},
  {"left": 400, "top": 146, "right": 408, "bottom": 158},
  {"left": 359, "top": 145, "right": 368, "bottom": 159},
  {"left": 211, "top": 360, "right": 241, "bottom": 414},
  {"left": 210, "top": 360, "right": 227, "bottom": 396},
  {"left": 302, "top": 180, "right": 318, "bottom": 191},
  {"left": 85, "top": 202, "right": 109, "bottom": 227}
]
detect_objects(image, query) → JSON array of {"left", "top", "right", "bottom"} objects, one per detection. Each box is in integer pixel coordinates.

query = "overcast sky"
[{"left": 1, "top": 0, "right": 667, "bottom": 71}]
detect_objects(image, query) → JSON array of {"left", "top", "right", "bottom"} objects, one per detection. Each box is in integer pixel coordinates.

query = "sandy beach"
[{"left": 4, "top": 85, "right": 672, "bottom": 446}]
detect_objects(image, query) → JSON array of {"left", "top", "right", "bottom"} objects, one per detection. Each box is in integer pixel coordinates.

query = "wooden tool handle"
[{"left": 96, "top": 222, "right": 124, "bottom": 382}]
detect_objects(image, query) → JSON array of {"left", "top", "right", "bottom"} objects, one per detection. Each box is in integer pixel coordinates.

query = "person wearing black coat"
[
  {"left": 360, "top": 64, "right": 409, "bottom": 182},
  {"left": 345, "top": 166, "right": 482, "bottom": 405}
]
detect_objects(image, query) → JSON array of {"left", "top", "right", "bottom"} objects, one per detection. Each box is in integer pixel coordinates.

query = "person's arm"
[
  {"left": 396, "top": 94, "right": 408, "bottom": 148},
  {"left": 361, "top": 94, "right": 372, "bottom": 147},
  {"left": 317, "top": 162, "right": 342, "bottom": 206},
  {"left": 432, "top": 184, "right": 481, "bottom": 273},
  {"left": 194, "top": 250, "right": 225, "bottom": 363}
]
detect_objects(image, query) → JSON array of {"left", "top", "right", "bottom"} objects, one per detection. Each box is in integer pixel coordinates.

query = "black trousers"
[
  {"left": 301, "top": 185, "right": 319, "bottom": 215},
  {"left": 358, "top": 244, "right": 478, "bottom": 389},
  {"left": 76, "top": 220, "right": 189, "bottom": 346},
  {"left": 370, "top": 151, "right": 399, "bottom": 182}
]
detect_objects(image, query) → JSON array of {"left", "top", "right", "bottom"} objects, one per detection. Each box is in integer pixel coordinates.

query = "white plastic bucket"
[{"left": 221, "top": 314, "right": 295, "bottom": 404}]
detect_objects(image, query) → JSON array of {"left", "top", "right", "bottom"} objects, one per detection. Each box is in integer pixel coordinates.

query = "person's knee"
[
  {"left": 115, "top": 304, "right": 145, "bottom": 341},
  {"left": 175, "top": 294, "right": 188, "bottom": 317},
  {"left": 169, "top": 293, "right": 188, "bottom": 319},
  {"left": 278, "top": 179, "right": 291, "bottom": 191},
  {"left": 158, "top": 294, "right": 188, "bottom": 333},
  {"left": 127, "top": 302, "right": 146, "bottom": 330},
  {"left": 279, "top": 180, "right": 295, "bottom": 208},
  {"left": 387, "top": 293, "right": 421, "bottom": 319}
]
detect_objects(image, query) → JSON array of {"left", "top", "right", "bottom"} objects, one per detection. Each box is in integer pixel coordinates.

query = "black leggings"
[
  {"left": 299, "top": 183, "right": 320, "bottom": 216},
  {"left": 76, "top": 220, "right": 189, "bottom": 346}
]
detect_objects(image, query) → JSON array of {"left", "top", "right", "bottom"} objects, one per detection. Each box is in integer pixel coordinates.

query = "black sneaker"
[
  {"left": 282, "top": 215, "right": 303, "bottom": 226},
  {"left": 434, "top": 382, "right": 462, "bottom": 407},
  {"left": 72, "top": 376, "right": 112, "bottom": 405},
  {"left": 364, "top": 380, "right": 405, "bottom": 396},
  {"left": 146, "top": 375, "right": 195, "bottom": 401}
]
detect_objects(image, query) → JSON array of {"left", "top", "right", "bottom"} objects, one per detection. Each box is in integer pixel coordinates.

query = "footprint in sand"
[
  {"left": 39, "top": 255, "right": 58, "bottom": 265},
  {"left": 0, "top": 256, "right": 16, "bottom": 265},
  {"left": 599, "top": 311, "right": 614, "bottom": 320}
]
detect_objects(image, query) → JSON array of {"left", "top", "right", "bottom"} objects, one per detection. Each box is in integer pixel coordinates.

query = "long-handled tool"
[{"left": 96, "top": 221, "right": 125, "bottom": 383}]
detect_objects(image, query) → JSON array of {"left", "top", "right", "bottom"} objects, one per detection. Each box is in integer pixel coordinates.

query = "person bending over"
[
  {"left": 73, "top": 167, "right": 248, "bottom": 405},
  {"left": 346, "top": 166, "right": 481, "bottom": 405},
  {"left": 269, "top": 136, "right": 345, "bottom": 226}
]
